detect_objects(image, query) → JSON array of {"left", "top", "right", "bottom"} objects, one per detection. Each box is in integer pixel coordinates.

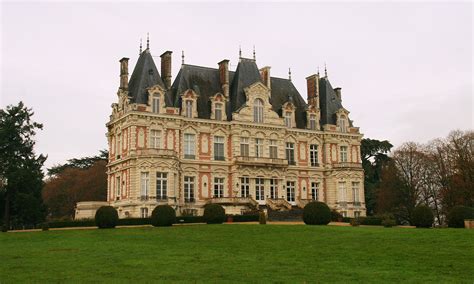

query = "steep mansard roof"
[{"left": 127, "top": 52, "right": 349, "bottom": 129}]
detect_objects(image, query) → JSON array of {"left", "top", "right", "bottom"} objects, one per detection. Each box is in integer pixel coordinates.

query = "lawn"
[{"left": 0, "top": 224, "right": 473, "bottom": 283}]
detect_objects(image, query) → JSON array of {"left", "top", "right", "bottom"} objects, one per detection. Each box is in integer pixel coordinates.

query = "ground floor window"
[
  {"left": 255, "top": 178, "right": 264, "bottom": 201},
  {"left": 156, "top": 172, "right": 167, "bottom": 200},
  {"left": 311, "top": 182, "right": 319, "bottom": 201},
  {"left": 214, "top": 177, "right": 224, "bottom": 198},
  {"left": 342, "top": 211, "right": 347, "bottom": 217},
  {"left": 241, "top": 177, "right": 249, "bottom": 197},
  {"left": 286, "top": 181, "right": 295, "bottom": 202},
  {"left": 270, "top": 179, "right": 278, "bottom": 199},
  {"left": 140, "top": 172, "right": 149, "bottom": 200},
  {"left": 140, "top": 207, "right": 148, "bottom": 218},
  {"left": 184, "top": 176, "right": 195, "bottom": 202},
  {"left": 354, "top": 211, "right": 361, "bottom": 218}
]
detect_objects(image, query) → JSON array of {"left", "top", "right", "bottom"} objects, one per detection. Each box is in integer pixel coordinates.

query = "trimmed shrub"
[
  {"left": 303, "top": 202, "right": 331, "bottom": 225},
  {"left": 447, "top": 206, "right": 474, "bottom": 228},
  {"left": 151, "top": 205, "right": 176, "bottom": 227},
  {"left": 118, "top": 218, "right": 151, "bottom": 226},
  {"left": 95, "top": 206, "right": 119, "bottom": 229},
  {"left": 331, "top": 210, "right": 343, "bottom": 222},
  {"left": 203, "top": 204, "right": 226, "bottom": 224},
  {"left": 259, "top": 211, "right": 267, "bottom": 225},
  {"left": 381, "top": 214, "right": 396, "bottom": 228},
  {"left": 411, "top": 205, "right": 434, "bottom": 228},
  {"left": 360, "top": 216, "right": 382, "bottom": 226}
]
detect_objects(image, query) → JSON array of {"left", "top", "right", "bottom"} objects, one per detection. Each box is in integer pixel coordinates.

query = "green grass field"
[{"left": 0, "top": 224, "right": 473, "bottom": 282}]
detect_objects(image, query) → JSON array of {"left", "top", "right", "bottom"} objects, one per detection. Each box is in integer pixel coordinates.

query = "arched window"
[{"left": 253, "top": 99, "right": 264, "bottom": 123}]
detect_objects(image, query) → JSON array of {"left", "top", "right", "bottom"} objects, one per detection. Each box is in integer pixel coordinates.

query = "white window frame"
[
  {"left": 339, "top": 118, "right": 347, "bottom": 132},
  {"left": 253, "top": 99, "right": 264, "bottom": 123},
  {"left": 140, "top": 207, "right": 148, "bottom": 218},
  {"left": 352, "top": 182, "right": 360, "bottom": 203},
  {"left": 152, "top": 97, "right": 160, "bottom": 113},
  {"left": 240, "top": 137, "right": 249, "bottom": 157},
  {"left": 309, "top": 144, "right": 318, "bottom": 167},
  {"left": 270, "top": 179, "right": 278, "bottom": 199},
  {"left": 340, "top": 146, "right": 348, "bottom": 162},
  {"left": 286, "top": 142, "right": 295, "bottom": 165},
  {"left": 255, "top": 178, "right": 265, "bottom": 201},
  {"left": 215, "top": 103, "right": 223, "bottom": 121},
  {"left": 241, "top": 177, "right": 250, "bottom": 197},
  {"left": 286, "top": 181, "right": 295, "bottom": 202},
  {"left": 140, "top": 172, "right": 149, "bottom": 199},
  {"left": 284, "top": 111, "right": 292, "bottom": 128},
  {"left": 214, "top": 136, "right": 225, "bottom": 161},
  {"left": 338, "top": 182, "right": 347, "bottom": 202},
  {"left": 185, "top": 100, "right": 193, "bottom": 118},
  {"left": 214, "top": 177, "right": 224, "bottom": 198},
  {"left": 309, "top": 114, "right": 316, "bottom": 130},
  {"left": 184, "top": 133, "right": 196, "bottom": 159},
  {"left": 255, "top": 138, "right": 263, "bottom": 158},
  {"left": 184, "top": 176, "right": 195, "bottom": 202},
  {"left": 156, "top": 172, "right": 167, "bottom": 200},
  {"left": 269, "top": 140, "right": 278, "bottom": 159},
  {"left": 311, "top": 182, "right": 319, "bottom": 201},
  {"left": 150, "top": 130, "right": 161, "bottom": 149}
]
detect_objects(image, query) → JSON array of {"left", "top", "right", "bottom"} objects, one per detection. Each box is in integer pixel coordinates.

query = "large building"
[{"left": 75, "top": 45, "right": 366, "bottom": 219}]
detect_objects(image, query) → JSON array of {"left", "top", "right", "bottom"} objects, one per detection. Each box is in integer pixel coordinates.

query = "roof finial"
[
  {"left": 139, "top": 38, "right": 142, "bottom": 55},
  {"left": 146, "top": 33, "right": 150, "bottom": 50},
  {"left": 288, "top": 68, "right": 292, "bottom": 81},
  {"left": 324, "top": 62, "right": 328, "bottom": 78},
  {"left": 239, "top": 45, "right": 242, "bottom": 59},
  {"left": 253, "top": 45, "right": 256, "bottom": 61},
  {"left": 317, "top": 66, "right": 320, "bottom": 77},
  {"left": 181, "top": 50, "right": 185, "bottom": 65}
]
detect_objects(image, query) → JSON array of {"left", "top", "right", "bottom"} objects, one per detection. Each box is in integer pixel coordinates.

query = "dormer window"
[
  {"left": 185, "top": 100, "right": 193, "bottom": 118},
  {"left": 339, "top": 116, "right": 347, "bottom": 132},
  {"left": 253, "top": 99, "right": 264, "bottom": 123},
  {"left": 309, "top": 114, "right": 316, "bottom": 130},
  {"left": 284, "top": 111, "right": 292, "bottom": 128},
  {"left": 152, "top": 97, "right": 160, "bottom": 113},
  {"left": 215, "top": 103, "right": 223, "bottom": 121}
]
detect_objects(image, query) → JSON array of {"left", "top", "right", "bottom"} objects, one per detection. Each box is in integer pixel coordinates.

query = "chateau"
[{"left": 75, "top": 44, "right": 366, "bottom": 219}]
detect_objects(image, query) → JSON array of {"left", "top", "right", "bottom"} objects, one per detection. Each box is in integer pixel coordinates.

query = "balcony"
[
  {"left": 207, "top": 197, "right": 258, "bottom": 207},
  {"left": 132, "top": 148, "right": 177, "bottom": 158},
  {"left": 235, "top": 156, "right": 288, "bottom": 167},
  {"left": 333, "top": 162, "right": 362, "bottom": 169}
]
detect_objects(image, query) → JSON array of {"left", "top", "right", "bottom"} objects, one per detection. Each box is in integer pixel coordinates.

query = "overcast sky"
[{"left": 1, "top": 1, "right": 472, "bottom": 170}]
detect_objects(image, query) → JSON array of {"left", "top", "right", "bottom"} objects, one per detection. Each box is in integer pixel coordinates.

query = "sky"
[{"left": 1, "top": 1, "right": 473, "bottom": 170}]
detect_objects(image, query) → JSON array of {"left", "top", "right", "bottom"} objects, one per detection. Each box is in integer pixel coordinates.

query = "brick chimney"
[
  {"left": 119, "top": 57, "right": 129, "bottom": 90},
  {"left": 160, "top": 51, "right": 173, "bottom": 89},
  {"left": 334, "top": 88, "right": 342, "bottom": 102},
  {"left": 259, "top": 66, "right": 271, "bottom": 89},
  {"left": 218, "top": 59, "right": 229, "bottom": 98},
  {"left": 306, "top": 74, "right": 319, "bottom": 108}
]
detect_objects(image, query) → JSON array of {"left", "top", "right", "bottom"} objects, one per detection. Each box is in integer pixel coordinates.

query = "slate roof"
[
  {"left": 128, "top": 49, "right": 165, "bottom": 104},
  {"left": 127, "top": 52, "right": 351, "bottom": 129}
]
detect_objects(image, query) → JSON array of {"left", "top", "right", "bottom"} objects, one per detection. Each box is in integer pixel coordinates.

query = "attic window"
[
  {"left": 339, "top": 116, "right": 347, "bottom": 132},
  {"left": 185, "top": 100, "right": 193, "bottom": 118},
  {"left": 253, "top": 99, "right": 264, "bottom": 123},
  {"left": 309, "top": 114, "right": 316, "bottom": 130},
  {"left": 152, "top": 97, "right": 159, "bottom": 113},
  {"left": 284, "top": 111, "right": 292, "bottom": 128},
  {"left": 215, "top": 103, "right": 223, "bottom": 121}
]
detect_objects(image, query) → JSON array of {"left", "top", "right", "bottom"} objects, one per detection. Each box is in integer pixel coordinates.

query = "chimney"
[
  {"left": 306, "top": 74, "right": 319, "bottom": 108},
  {"left": 334, "top": 88, "right": 342, "bottom": 102},
  {"left": 218, "top": 59, "right": 229, "bottom": 98},
  {"left": 119, "top": 57, "right": 129, "bottom": 90},
  {"left": 160, "top": 51, "right": 173, "bottom": 89},
  {"left": 259, "top": 66, "right": 271, "bottom": 89}
]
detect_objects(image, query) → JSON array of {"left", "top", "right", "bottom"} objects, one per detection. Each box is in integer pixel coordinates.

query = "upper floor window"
[
  {"left": 240, "top": 137, "right": 249, "bottom": 157},
  {"left": 284, "top": 112, "right": 292, "bottom": 128},
  {"left": 338, "top": 182, "right": 347, "bottom": 202},
  {"left": 255, "top": 138, "right": 263, "bottom": 158},
  {"left": 152, "top": 97, "right": 160, "bottom": 113},
  {"left": 115, "top": 176, "right": 121, "bottom": 199},
  {"left": 184, "top": 134, "right": 196, "bottom": 159},
  {"left": 214, "top": 136, "right": 225, "bottom": 161},
  {"left": 269, "top": 140, "right": 278, "bottom": 159},
  {"left": 340, "top": 146, "right": 348, "bottom": 162},
  {"left": 255, "top": 178, "right": 264, "bottom": 201},
  {"left": 309, "top": 144, "right": 318, "bottom": 167},
  {"left": 286, "top": 142, "right": 295, "bottom": 165},
  {"left": 150, "top": 130, "right": 161, "bottom": 149},
  {"left": 116, "top": 133, "right": 122, "bottom": 158},
  {"left": 309, "top": 114, "right": 316, "bottom": 130},
  {"left": 184, "top": 176, "right": 195, "bottom": 202},
  {"left": 214, "top": 177, "right": 224, "bottom": 198},
  {"left": 254, "top": 99, "right": 264, "bottom": 123},
  {"left": 185, "top": 100, "right": 193, "bottom": 118},
  {"left": 215, "top": 103, "right": 223, "bottom": 121},
  {"left": 352, "top": 182, "right": 360, "bottom": 203},
  {"left": 311, "top": 182, "right": 319, "bottom": 201},
  {"left": 339, "top": 117, "right": 347, "bottom": 132}
]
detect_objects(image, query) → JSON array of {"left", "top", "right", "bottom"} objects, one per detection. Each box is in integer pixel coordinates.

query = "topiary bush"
[
  {"left": 411, "top": 205, "right": 434, "bottom": 228},
  {"left": 303, "top": 202, "right": 331, "bottom": 225},
  {"left": 259, "top": 211, "right": 267, "bottom": 225},
  {"left": 447, "top": 206, "right": 474, "bottom": 228},
  {"left": 151, "top": 205, "right": 176, "bottom": 227},
  {"left": 203, "top": 204, "right": 226, "bottom": 224},
  {"left": 95, "top": 206, "right": 119, "bottom": 229}
]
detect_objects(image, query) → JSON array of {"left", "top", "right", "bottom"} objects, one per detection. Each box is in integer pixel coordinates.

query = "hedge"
[
  {"left": 230, "top": 214, "right": 259, "bottom": 222},
  {"left": 360, "top": 216, "right": 382, "bottom": 226}
]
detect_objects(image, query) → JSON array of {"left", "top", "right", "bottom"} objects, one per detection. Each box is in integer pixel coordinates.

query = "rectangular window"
[
  {"left": 309, "top": 144, "right": 319, "bottom": 167},
  {"left": 352, "top": 182, "right": 360, "bottom": 203},
  {"left": 184, "top": 176, "right": 195, "bottom": 202},
  {"left": 340, "top": 146, "right": 348, "bottom": 162},
  {"left": 338, "top": 182, "right": 347, "bottom": 202},
  {"left": 255, "top": 178, "right": 265, "bottom": 201},
  {"left": 152, "top": 97, "right": 160, "bottom": 113},
  {"left": 311, "top": 182, "right": 319, "bottom": 201},
  {"left": 286, "top": 181, "right": 295, "bottom": 202},
  {"left": 214, "top": 136, "right": 225, "bottom": 161},
  {"left": 255, "top": 138, "right": 263, "bottom": 158},
  {"left": 140, "top": 172, "right": 149, "bottom": 200},
  {"left": 184, "top": 134, "right": 196, "bottom": 159},
  {"left": 156, "top": 172, "right": 167, "bottom": 200},
  {"left": 141, "top": 207, "right": 148, "bottom": 218},
  {"left": 285, "top": 112, "right": 292, "bottom": 128},
  {"left": 340, "top": 118, "right": 346, "bottom": 132},
  {"left": 269, "top": 140, "right": 278, "bottom": 159},
  {"left": 354, "top": 211, "right": 361, "bottom": 218},
  {"left": 185, "top": 100, "right": 193, "bottom": 118},
  {"left": 116, "top": 133, "right": 121, "bottom": 158},
  {"left": 309, "top": 114, "right": 316, "bottom": 130},
  {"left": 241, "top": 177, "right": 250, "bottom": 197},
  {"left": 286, "top": 142, "right": 295, "bottom": 165},
  {"left": 115, "top": 176, "right": 121, "bottom": 199},
  {"left": 215, "top": 103, "right": 222, "bottom": 120},
  {"left": 214, "top": 177, "right": 224, "bottom": 198},
  {"left": 240, "top": 137, "right": 249, "bottom": 157},
  {"left": 270, "top": 179, "right": 278, "bottom": 199},
  {"left": 150, "top": 130, "right": 161, "bottom": 149}
]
